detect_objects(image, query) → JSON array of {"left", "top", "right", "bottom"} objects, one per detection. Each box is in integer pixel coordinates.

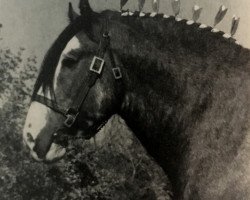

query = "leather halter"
[{"left": 32, "top": 32, "right": 122, "bottom": 144}]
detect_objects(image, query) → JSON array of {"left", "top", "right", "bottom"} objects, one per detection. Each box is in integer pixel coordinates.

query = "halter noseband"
[{"left": 32, "top": 32, "right": 122, "bottom": 144}]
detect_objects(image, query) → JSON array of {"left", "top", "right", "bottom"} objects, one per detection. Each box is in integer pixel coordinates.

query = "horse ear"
[
  {"left": 79, "top": 0, "right": 93, "bottom": 16},
  {"left": 68, "top": 2, "right": 80, "bottom": 22}
]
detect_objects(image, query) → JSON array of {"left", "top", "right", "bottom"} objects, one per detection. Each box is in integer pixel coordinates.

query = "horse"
[{"left": 23, "top": 0, "right": 250, "bottom": 199}]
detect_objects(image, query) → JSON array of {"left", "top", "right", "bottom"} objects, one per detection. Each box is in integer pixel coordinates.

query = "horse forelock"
[{"left": 32, "top": 15, "right": 95, "bottom": 100}]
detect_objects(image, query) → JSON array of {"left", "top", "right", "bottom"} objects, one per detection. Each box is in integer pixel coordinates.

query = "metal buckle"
[
  {"left": 64, "top": 114, "right": 78, "bottom": 128},
  {"left": 64, "top": 108, "right": 79, "bottom": 128},
  {"left": 90, "top": 56, "right": 105, "bottom": 74},
  {"left": 112, "top": 67, "right": 122, "bottom": 79}
]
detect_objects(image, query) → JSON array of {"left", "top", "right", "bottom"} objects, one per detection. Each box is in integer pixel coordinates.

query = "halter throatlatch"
[{"left": 32, "top": 32, "right": 123, "bottom": 144}]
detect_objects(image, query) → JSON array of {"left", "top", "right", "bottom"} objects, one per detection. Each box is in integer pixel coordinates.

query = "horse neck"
[
  {"left": 117, "top": 55, "right": 191, "bottom": 192},
  {"left": 118, "top": 53, "right": 186, "bottom": 149},
  {"left": 106, "top": 12, "right": 250, "bottom": 149},
  {"left": 99, "top": 12, "right": 250, "bottom": 198},
  {"left": 117, "top": 49, "right": 250, "bottom": 197}
]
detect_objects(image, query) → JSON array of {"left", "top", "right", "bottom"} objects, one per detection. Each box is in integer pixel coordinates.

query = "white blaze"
[
  {"left": 53, "top": 36, "right": 82, "bottom": 89},
  {"left": 23, "top": 36, "right": 82, "bottom": 161},
  {"left": 23, "top": 102, "right": 50, "bottom": 149}
]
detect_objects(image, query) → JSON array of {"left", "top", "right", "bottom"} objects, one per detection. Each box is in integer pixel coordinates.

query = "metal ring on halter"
[{"left": 103, "top": 32, "right": 109, "bottom": 38}]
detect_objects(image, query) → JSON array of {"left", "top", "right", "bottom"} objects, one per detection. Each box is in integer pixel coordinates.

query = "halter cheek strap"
[{"left": 63, "top": 32, "right": 122, "bottom": 128}]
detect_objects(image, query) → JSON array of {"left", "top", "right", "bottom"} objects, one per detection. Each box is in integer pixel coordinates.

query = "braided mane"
[
  {"left": 99, "top": 10, "right": 249, "bottom": 68},
  {"left": 32, "top": 8, "right": 250, "bottom": 100}
]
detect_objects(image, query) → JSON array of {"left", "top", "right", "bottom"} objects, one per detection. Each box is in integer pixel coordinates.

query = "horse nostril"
[
  {"left": 33, "top": 144, "right": 45, "bottom": 159},
  {"left": 27, "top": 132, "right": 35, "bottom": 143},
  {"left": 33, "top": 144, "right": 38, "bottom": 154}
]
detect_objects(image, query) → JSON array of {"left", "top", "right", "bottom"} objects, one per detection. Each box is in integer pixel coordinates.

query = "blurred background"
[{"left": 0, "top": 0, "right": 249, "bottom": 200}]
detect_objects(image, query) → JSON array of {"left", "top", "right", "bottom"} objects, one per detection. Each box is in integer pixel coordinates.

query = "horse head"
[{"left": 23, "top": 0, "right": 124, "bottom": 162}]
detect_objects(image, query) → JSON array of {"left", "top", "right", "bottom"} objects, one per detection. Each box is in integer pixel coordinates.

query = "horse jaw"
[{"left": 23, "top": 102, "right": 66, "bottom": 162}]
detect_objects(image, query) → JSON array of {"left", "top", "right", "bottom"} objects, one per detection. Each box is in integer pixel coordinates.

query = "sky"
[{"left": 0, "top": 0, "right": 250, "bottom": 62}]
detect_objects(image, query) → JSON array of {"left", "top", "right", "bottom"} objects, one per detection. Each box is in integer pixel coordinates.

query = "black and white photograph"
[{"left": 0, "top": 0, "right": 250, "bottom": 199}]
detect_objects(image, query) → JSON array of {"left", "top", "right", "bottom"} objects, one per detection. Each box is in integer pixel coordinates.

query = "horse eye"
[{"left": 62, "top": 57, "right": 77, "bottom": 67}]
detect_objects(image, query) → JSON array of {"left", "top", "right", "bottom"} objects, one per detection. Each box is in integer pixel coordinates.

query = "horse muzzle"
[{"left": 31, "top": 142, "right": 66, "bottom": 163}]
